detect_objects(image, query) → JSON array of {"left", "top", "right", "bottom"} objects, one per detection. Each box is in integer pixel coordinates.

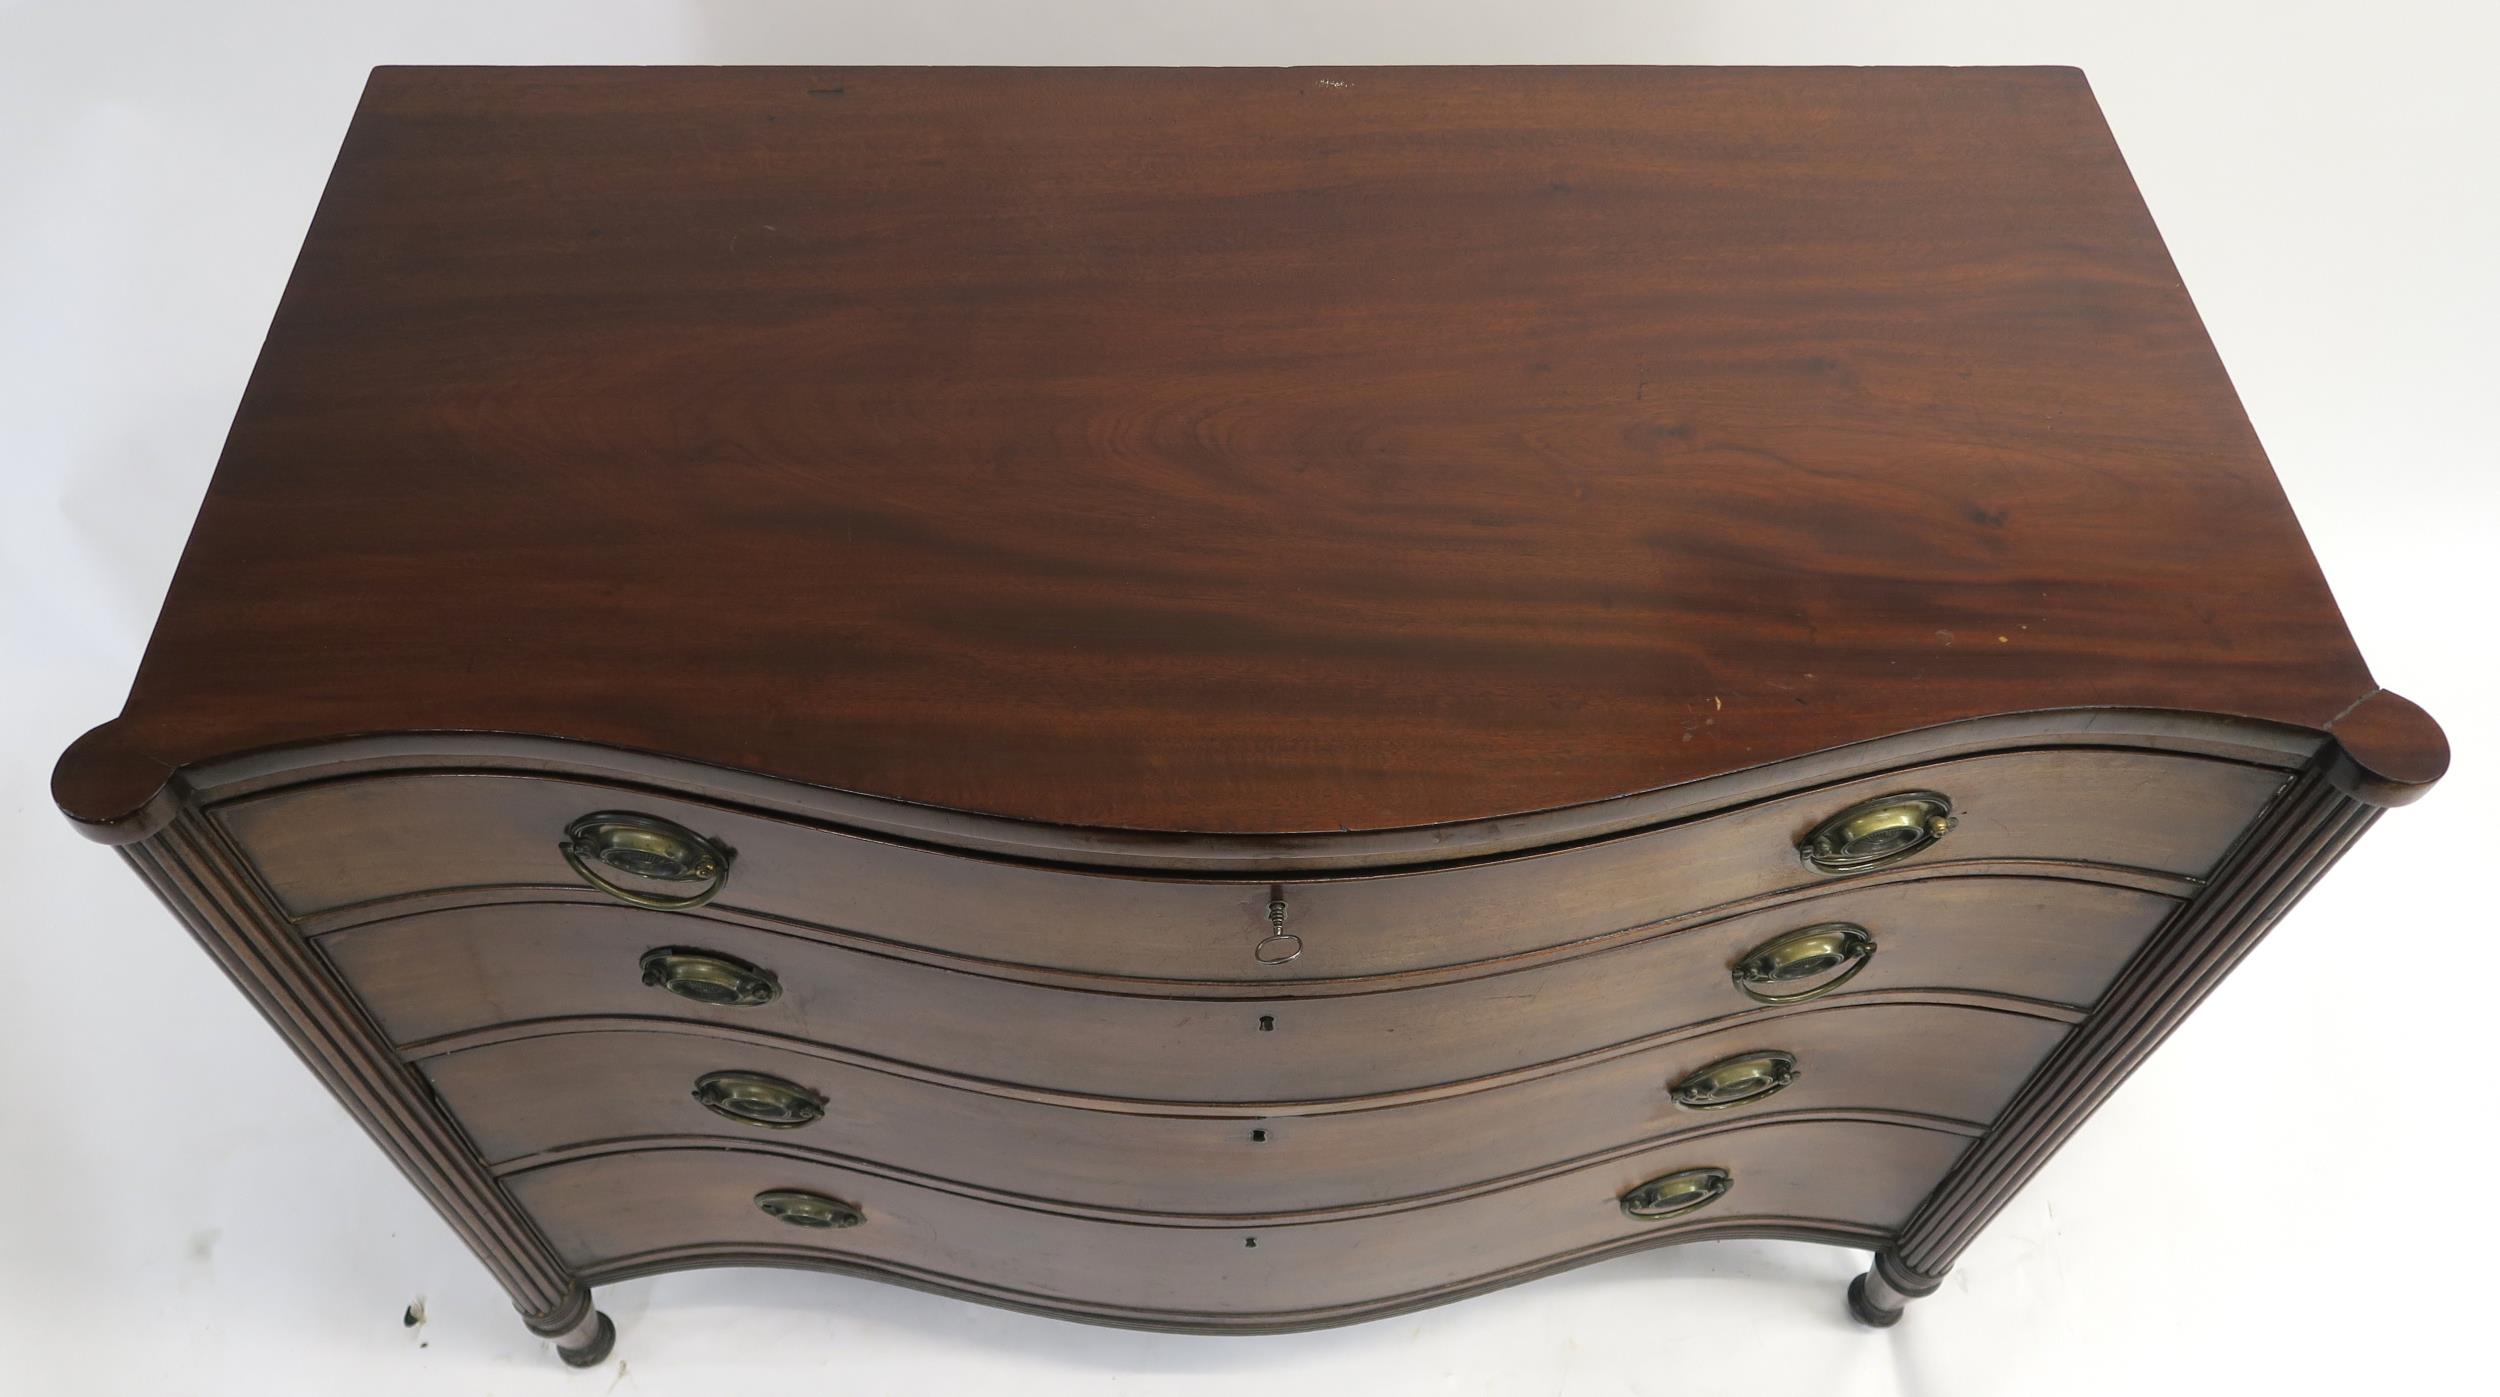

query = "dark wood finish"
[
  {"left": 222, "top": 749, "right": 2275, "bottom": 982},
  {"left": 126, "top": 710, "right": 2331, "bottom": 866},
  {"left": 53, "top": 67, "right": 2445, "bottom": 1359},
  {"left": 1856, "top": 765, "right": 2386, "bottom": 1312},
  {"left": 421, "top": 1001, "right": 2063, "bottom": 1215},
  {"left": 506, "top": 1119, "right": 1972, "bottom": 1327},
  {"left": 318, "top": 876, "right": 2175, "bottom": 1100},
  {"left": 52, "top": 65, "right": 2440, "bottom": 841},
  {"left": 2324, "top": 689, "right": 2451, "bottom": 806},
  {"left": 1847, "top": 1250, "right": 1945, "bottom": 1327},
  {"left": 119, "top": 809, "right": 597, "bottom": 1340}
]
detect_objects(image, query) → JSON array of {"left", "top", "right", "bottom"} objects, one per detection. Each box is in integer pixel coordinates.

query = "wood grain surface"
[
  {"left": 423, "top": 1002, "right": 2061, "bottom": 1215},
  {"left": 46, "top": 67, "right": 2454, "bottom": 1350},
  {"left": 221, "top": 749, "right": 2276, "bottom": 981},
  {"left": 506, "top": 1118, "right": 1973, "bottom": 1322},
  {"left": 54, "top": 65, "right": 2430, "bottom": 836},
  {"left": 320, "top": 876, "right": 2172, "bottom": 1100}
]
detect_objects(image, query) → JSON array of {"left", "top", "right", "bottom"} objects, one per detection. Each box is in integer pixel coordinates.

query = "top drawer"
[{"left": 216, "top": 748, "right": 2284, "bottom": 982}]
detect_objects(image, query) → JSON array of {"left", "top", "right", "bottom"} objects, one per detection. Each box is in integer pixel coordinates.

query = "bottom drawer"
[{"left": 505, "top": 1119, "right": 1971, "bottom": 1328}]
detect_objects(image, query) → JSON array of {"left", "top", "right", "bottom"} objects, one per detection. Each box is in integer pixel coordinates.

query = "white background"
[{"left": 4, "top": 3, "right": 2492, "bottom": 1393}]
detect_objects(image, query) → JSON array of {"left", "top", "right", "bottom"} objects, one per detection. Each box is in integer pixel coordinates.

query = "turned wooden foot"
[
  {"left": 1848, "top": 1252, "right": 1945, "bottom": 1328},
  {"left": 528, "top": 1286, "right": 617, "bottom": 1368}
]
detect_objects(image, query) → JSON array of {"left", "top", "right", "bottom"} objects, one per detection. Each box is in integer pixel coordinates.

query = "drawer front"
[
  {"left": 425, "top": 1002, "right": 2064, "bottom": 1214},
  {"left": 224, "top": 748, "right": 2279, "bottom": 981},
  {"left": 332, "top": 877, "right": 2168, "bottom": 1100},
  {"left": 507, "top": 1119, "right": 1973, "bottom": 1322}
]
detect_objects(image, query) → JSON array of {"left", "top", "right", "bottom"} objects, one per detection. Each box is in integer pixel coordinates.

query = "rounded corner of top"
[
  {"left": 2323, "top": 689, "right": 2448, "bottom": 808},
  {"left": 52, "top": 718, "right": 184, "bottom": 845}
]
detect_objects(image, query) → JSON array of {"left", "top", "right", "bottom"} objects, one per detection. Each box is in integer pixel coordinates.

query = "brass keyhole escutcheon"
[
  {"left": 1620, "top": 1167, "right": 1734, "bottom": 1220},
  {"left": 640, "top": 946, "right": 781, "bottom": 1007},
  {"left": 561, "top": 811, "right": 736, "bottom": 910},
  {"left": 754, "top": 1189, "right": 862, "bottom": 1230},
  {"left": 1798, "top": 791, "right": 1956, "bottom": 873},
  {"left": 1730, "top": 923, "right": 1877, "bottom": 1005},
  {"left": 1671, "top": 1050, "right": 1801, "bottom": 1110},
  {"left": 692, "top": 1070, "right": 826, "bottom": 1129}
]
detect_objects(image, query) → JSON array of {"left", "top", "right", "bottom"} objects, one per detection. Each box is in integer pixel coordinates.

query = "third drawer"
[{"left": 423, "top": 998, "right": 2070, "bottom": 1215}]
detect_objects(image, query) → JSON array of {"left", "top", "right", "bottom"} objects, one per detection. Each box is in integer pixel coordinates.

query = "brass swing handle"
[
  {"left": 1671, "top": 1051, "right": 1801, "bottom": 1110},
  {"left": 692, "top": 1070, "right": 826, "bottom": 1129},
  {"left": 1730, "top": 923, "right": 1877, "bottom": 1005},
  {"left": 641, "top": 946, "right": 781, "bottom": 1007},
  {"left": 754, "top": 1189, "right": 863, "bottom": 1230},
  {"left": 561, "top": 811, "right": 734, "bottom": 911},
  {"left": 1798, "top": 791, "right": 1956, "bottom": 873},
  {"left": 1620, "top": 1166, "right": 1734, "bottom": 1220}
]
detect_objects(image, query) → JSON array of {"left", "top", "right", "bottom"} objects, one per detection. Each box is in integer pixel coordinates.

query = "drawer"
[
  {"left": 332, "top": 876, "right": 2168, "bottom": 1100},
  {"left": 507, "top": 1118, "right": 1974, "bottom": 1324},
  {"left": 224, "top": 747, "right": 2281, "bottom": 982},
  {"left": 426, "top": 1001, "right": 2064, "bottom": 1214}
]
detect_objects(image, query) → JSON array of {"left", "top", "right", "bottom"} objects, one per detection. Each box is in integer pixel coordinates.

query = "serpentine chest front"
[{"left": 54, "top": 65, "right": 2445, "bottom": 1364}]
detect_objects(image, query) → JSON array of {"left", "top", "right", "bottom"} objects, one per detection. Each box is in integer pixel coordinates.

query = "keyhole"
[
  {"left": 1244, "top": 1237, "right": 1258, "bottom": 1248},
  {"left": 1258, "top": 1015, "right": 1275, "bottom": 1032},
  {"left": 1250, "top": 1128, "right": 1268, "bottom": 1143}
]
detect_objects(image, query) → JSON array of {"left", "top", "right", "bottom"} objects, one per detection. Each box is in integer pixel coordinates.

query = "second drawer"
[
  {"left": 422, "top": 1000, "right": 2069, "bottom": 1215},
  {"left": 331, "top": 876, "right": 2167, "bottom": 1101}
]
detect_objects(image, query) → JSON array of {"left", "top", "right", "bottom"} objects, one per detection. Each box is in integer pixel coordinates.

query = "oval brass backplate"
[
  {"left": 1671, "top": 1050, "right": 1801, "bottom": 1110},
  {"left": 1798, "top": 791, "right": 1955, "bottom": 873},
  {"left": 640, "top": 946, "right": 781, "bottom": 1007},
  {"left": 692, "top": 1070, "right": 826, "bottom": 1129},
  {"left": 1621, "top": 1167, "right": 1734, "bottom": 1220},
  {"left": 754, "top": 1189, "right": 863, "bottom": 1230},
  {"left": 560, "top": 810, "right": 735, "bottom": 911},
  {"left": 1730, "top": 923, "right": 1877, "bottom": 1005}
]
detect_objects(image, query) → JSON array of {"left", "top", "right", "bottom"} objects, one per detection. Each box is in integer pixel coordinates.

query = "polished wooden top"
[{"left": 59, "top": 66, "right": 2434, "bottom": 835}]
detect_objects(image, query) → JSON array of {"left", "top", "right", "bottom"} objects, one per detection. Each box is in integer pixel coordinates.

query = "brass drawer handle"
[
  {"left": 1730, "top": 923, "right": 1876, "bottom": 1005},
  {"left": 1621, "top": 1167, "right": 1733, "bottom": 1220},
  {"left": 1798, "top": 791, "right": 1955, "bottom": 873},
  {"left": 754, "top": 1189, "right": 862, "bottom": 1230},
  {"left": 640, "top": 946, "right": 781, "bottom": 1007},
  {"left": 692, "top": 1070, "right": 826, "bottom": 1129},
  {"left": 560, "top": 811, "right": 734, "bottom": 911},
  {"left": 1671, "top": 1051, "right": 1800, "bottom": 1110}
]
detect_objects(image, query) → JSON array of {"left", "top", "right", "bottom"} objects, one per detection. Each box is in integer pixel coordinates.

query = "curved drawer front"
[
  {"left": 223, "top": 747, "right": 2278, "bottom": 981},
  {"left": 507, "top": 1119, "right": 1973, "bottom": 1323},
  {"left": 332, "top": 877, "right": 2167, "bottom": 1100},
  {"left": 424, "top": 1002, "right": 2064, "bottom": 1214}
]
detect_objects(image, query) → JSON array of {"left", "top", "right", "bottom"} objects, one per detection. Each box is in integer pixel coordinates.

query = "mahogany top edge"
[{"left": 59, "top": 67, "right": 2438, "bottom": 837}]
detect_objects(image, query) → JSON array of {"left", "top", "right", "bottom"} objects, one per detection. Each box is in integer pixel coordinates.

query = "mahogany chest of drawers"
[{"left": 53, "top": 66, "right": 2445, "bottom": 1365}]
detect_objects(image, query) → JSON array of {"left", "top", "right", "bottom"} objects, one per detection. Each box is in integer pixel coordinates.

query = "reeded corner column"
[{"left": 1847, "top": 693, "right": 2445, "bottom": 1328}]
